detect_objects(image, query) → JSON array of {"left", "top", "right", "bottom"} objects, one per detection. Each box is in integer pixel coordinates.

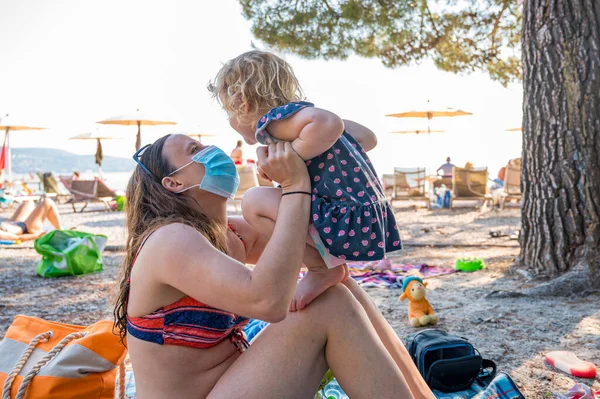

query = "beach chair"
[
  {"left": 58, "top": 175, "right": 74, "bottom": 190},
  {"left": 382, "top": 174, "right": 395, "bottom": 199},
  {"left": 450, "top": 166, "right": 492, "bottom": 209},
  {"left": 0, "top": 181, "right": 43, "bottom": 209},
  {"left": 38, "top": 172, "right": 71, "bottom": 203},
  {"left": 228, "top": 165, "right": 259, "bottom": 212},
  {"left": 65, "top": 179, "right": 117, "bottom": 212},
  {"left": 389, "top": 167, "right": 430, "bottom": 209},
  {"left": 499, "top": 161, "right": 522, "bottom": 209}
]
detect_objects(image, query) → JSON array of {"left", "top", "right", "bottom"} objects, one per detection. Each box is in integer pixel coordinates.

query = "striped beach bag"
[{"left": 0, "top": 315, "right": 127, "bottom": 399}]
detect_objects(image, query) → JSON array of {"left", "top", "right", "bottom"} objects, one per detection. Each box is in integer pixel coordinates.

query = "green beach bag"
[{"left": 34, "top": 230, "right": 107, "bottom": 278}]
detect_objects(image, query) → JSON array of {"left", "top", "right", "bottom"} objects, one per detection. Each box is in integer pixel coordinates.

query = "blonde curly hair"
[{"left": 208, "top": 50, "right": 305, "bottom": 124}]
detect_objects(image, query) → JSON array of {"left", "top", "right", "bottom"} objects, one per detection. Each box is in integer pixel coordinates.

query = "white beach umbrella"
[
  {"left": 69, "top": 129, "right": 123, "bottom": 176},
  {"left": 97, "top": 109, "right": 177, "bottom": 150}
]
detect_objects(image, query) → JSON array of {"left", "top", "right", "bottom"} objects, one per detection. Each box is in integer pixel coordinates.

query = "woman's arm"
[
  {"left": 0, "top": 229, "right": 43, "bottom": 242},
  {"left": 342, "top": 119, "right": 378, "bottom": 152},
  {"left": 145, "top": 143, "right": 310, "bottom": 323},
  {"left": 267, "top": 107, "right": 344, "bottom": 160}
]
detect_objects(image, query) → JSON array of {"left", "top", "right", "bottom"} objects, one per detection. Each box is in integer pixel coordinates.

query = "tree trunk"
[{"left": 520, "top": 0, "right": 600, "bottom": 286}]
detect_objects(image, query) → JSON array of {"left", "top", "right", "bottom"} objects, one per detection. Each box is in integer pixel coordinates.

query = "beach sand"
[{"left": 1, "top": 203, "right": 598, "bottom": 397}]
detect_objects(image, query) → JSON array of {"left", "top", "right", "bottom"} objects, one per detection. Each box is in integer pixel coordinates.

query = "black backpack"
[{"left": 405, "top": 329, "right": 497, "bottom": 392}]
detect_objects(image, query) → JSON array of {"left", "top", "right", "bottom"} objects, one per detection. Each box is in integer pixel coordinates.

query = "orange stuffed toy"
[{"left": 399, "top": 276, "right": 439, "bottom": 327}]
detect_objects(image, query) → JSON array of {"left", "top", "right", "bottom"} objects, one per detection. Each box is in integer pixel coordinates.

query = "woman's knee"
[
  {"left": 40, "top": 198, "right": 56, "bottom": 208},
  {"left": 241, "top": 187, "right": 281, "bottom": 221},
  {"left": 304, "top": 284, "right": 365, "bottom": 325}
]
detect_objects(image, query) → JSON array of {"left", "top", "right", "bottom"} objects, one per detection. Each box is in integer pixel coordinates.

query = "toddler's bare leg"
[{"left": 242, "top": 187, "right": 346, "bottom": 312}]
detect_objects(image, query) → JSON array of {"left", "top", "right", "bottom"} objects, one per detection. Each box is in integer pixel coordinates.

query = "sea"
[{"left": 15, "top": 171, "right": 133, "bottom": 194}]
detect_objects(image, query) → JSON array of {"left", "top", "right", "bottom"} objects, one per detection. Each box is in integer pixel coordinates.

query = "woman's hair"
[
  {"left": 113, "top": 135, "right": 228, "bottom": 342},
  {"left": 208, "top": 50, "right": 305, "bottom": 124}
]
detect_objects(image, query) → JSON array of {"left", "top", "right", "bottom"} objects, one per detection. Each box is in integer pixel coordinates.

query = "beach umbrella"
[
  {"left": 69, "top": 130, "right": 123, "bottom": 176},
  {"left": 0, "top": 114, "right": 46, "bottom": 184},
  {"left": 390, "top": 129, "right": 446, "bottom": 135},
  {"left": 97, "top": 109, "right": 177, "bottom": 151},
  {"left": 386, "top": 101, "right": 472, "bottom": 133}
]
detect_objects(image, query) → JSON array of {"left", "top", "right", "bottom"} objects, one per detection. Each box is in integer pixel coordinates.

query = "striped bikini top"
[{"left": 126, "top": 224, "right": 250, "bottom": 352}]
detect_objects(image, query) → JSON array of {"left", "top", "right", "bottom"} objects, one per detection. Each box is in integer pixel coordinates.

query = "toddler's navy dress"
[{"left": 256, "top": 101, "right": 402, "bottom": 261}]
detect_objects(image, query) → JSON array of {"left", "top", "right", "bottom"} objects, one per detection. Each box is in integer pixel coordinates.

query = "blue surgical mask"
[{"left": 168, "top": 146, "right": 240, "bottom": 199}]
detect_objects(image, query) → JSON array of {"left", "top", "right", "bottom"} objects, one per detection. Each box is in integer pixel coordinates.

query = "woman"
[
  {"left": 0, "top": 198, "right": 62, "bottom": 241},
  {"left": 114, "top": 134, "right": 434, "bottom": 399}
]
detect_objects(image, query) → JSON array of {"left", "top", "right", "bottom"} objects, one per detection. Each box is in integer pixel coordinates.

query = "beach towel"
[
  {"left": 433, "top": 372, "right": 525, "bottom": 399},
  {"left": 346, "top": 261, "right": 456, "bottom": 289}
]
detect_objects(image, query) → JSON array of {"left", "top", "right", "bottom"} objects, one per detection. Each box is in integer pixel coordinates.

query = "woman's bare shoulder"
[{"left": 140, "top": 223, "right": 214, "bottom": 261}]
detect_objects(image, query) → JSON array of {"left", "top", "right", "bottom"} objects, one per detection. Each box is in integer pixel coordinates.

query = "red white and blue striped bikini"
[{"left": 126, "top": 224, "right": 250, "bottom": 352}]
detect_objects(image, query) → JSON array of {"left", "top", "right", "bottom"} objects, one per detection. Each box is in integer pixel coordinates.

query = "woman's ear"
[{"left": 161, "top": 176, "right": 182, "bottom": 194}]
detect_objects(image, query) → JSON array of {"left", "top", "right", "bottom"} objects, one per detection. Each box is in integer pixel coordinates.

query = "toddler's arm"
[
  {"left": 342, "top": 119, "right": 378, "bottom": 152},
  {"left": 266, "top": 107, "right": 344, "bottom": 160}
]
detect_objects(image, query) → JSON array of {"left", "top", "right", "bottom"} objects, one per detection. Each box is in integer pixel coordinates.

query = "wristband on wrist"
[{"left": 281, "top": 191, "right": 312, "bottom": 197}]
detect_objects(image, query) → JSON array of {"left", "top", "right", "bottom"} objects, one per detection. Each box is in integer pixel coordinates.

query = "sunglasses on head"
[{"left": 132, "top": 144, "right": 160, "bottom": 181}]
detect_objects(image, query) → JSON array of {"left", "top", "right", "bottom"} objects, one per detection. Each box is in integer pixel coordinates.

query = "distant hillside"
[{"left": 11, "top": 148, "right": 134, "bottom": 174}]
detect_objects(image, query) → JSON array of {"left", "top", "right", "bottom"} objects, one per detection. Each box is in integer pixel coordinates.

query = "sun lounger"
[
  {"left": 389, "top": 167, "right": 431, "bottom": 209},
  {"left": 37, "top": 172, "right": 71, "bottom": 203},
  {"left": 65, "top": 179, "right": 117, "bottom": 212},
  {"left": 228, "top": 165, "right": 259, "bottom": 212},
  {"left": 0, "top": 185, "right": 44, "bottom": 209},
  {"left": 499, "top": 160, "right": 522, "bottom": 209},
  {"left": 381, "top": 174, "right": 394, "bottom": 199},
  {"left": 58, "top": 175, "right": 74, "bottom": 190},
  {"left": 450, "top": 166, "right": 492, "bottom": 209}
]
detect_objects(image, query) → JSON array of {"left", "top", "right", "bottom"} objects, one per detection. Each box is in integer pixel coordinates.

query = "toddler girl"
[{"left": 210, "top": 50, "right": 401, "bottom": 311}]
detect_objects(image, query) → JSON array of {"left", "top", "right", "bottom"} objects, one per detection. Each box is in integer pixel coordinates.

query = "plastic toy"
[
  {"left": 546, "top": 351, "right": 598, "bottom": 379},
  {"left": 455, "top": 257, "right": 485, "bottom": 272},
  {"left": 0, "top": 239, "right": 21, "bottom": 245}
]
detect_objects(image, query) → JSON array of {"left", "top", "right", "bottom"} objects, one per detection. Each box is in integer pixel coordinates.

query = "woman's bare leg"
[
  {"left": 24, "top": 198, "right": 62, "bottom": 233},
  {"left": 9, "top": 200, "right": 35, "bottom": 222},
  {"left": 342, "top": 277, "right": 435, "bottom": 399},
  {"left": 209, "top": 284, "right": 414, "bottom": 399},
  {"left": 242, "top": 187, "right": 345, "bottom": 312}
]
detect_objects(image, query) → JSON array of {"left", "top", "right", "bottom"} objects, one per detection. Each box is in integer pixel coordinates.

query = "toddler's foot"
[{"left": 290, "top": 264, "right": 348, "bottom": 312}]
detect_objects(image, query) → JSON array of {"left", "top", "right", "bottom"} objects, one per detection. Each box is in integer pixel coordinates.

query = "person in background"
[
  {"left": 464, "top": 161, "right": 474, "bottom": 170},
  {"left": 491, "top": 158, "right": 521, "bottom": 206},
  {"left": 492, "top": 166, "right": 507, "bottom": 188},
  {"left": 73, "top": 170, "right": 81, "bottom": 180},
  {"left": 436, "top": 157, "right": 455, "bottom": 177},
  {"left": 0, "top": 198, "right": 63, "bottom": 241},
  {"left": 230, "top": 140, "right": 243, "bottom": 165}
]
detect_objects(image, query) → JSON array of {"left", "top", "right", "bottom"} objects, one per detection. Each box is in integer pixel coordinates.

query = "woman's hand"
[
  {"left": 256, "top": 163, "right": 273, "bottom": 182},
  {"left": 256, "top": 142, "right": 310, "bottom": 192}
]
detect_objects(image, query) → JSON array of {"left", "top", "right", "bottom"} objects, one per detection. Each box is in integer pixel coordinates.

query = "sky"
[{"left": 0, "top": 0, "right": 523, "bottom": 179}]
